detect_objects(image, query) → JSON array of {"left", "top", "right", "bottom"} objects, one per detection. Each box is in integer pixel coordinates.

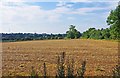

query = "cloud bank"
[{"left": 0, "top": 0, "right": 119, "bottom": 33}]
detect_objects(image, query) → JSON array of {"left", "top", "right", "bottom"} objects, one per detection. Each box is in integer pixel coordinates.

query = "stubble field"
[{"left": 2, "top": 39, "right": 118, "bottom": 76}]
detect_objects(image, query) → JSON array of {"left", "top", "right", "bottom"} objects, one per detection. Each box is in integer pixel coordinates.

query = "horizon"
[
  {"left": 0, "top": 26, "right": 109, "bottom": 34},
  {"left": 0, "top": 0, "right": 119, "bottom": 33}
]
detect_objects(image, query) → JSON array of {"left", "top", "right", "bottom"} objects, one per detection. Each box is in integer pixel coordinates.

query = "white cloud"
[
  {"left": 2, "top": 0, "right": 23, "bottom": 2},
  {"left": 53, "top": 6, "right": 70, "bottom": 14},
  {"left": 71, "top": 7, "right": 108, "bottom": 15},
  {"left": 0, "top": 1, "right": 119, "bottom": 33},
  {"left": 56, "top": 0, "right": 74, "bottom": 8},
  {"left": 1, "top": 0, "right": 61, "bottom": 2},
  {"left": 1, "top": 1, "right": 115, "bottom": 26},
  {"left": 2, "top": 0, "right": 120, "bottom": 2},
  {"left": 70, "top": 0, "right": 90, "bottom": 2},
  {"left": 1, "top": 2, "right": 62, "bottom": 33},
  {"left": 1, "top": 0, "right": 38, "bottom": 2},
  {"left": 70, "top": 0, "right": 120, "bottom": 2},
  {"left": 53, "top": 5, "right": 109, "bottom": 15},
  {"left": 56, "top": 1, "right": 66, "bottom": 7},
  {"left": 1, "top": 2, "right": 61, "bottom": 22},
  {"left": 54, "top": 0, "right": 118, "bottom": 15},
  {"left": 108, "top": 1, "right": 118, "bottom": 10},
  {"left": 67, "top": 17, "right": 75, "bottom": 20}
]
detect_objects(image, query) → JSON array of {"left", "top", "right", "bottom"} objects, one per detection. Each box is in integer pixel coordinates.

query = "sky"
[{"left": 0, "top": 0, "right": 119, "bottom": 34}]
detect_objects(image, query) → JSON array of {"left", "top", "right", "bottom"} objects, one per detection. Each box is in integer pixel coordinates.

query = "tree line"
[
  {"left": 1, "top": 33, "right": 66, "bottom": 42},
  {"left": 81, "top": 28, "right": 110, "bottom": 40}
]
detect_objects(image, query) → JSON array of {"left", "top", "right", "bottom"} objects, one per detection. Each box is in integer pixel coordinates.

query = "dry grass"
[{"left": 2, "top": 39, "right": 118, "bottom": 76}]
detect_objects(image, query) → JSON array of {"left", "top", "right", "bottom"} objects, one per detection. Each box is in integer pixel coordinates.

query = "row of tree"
[
  {"left": 81, "top": 28, "right": 110, "bottom": 39},
  {"left": 2, "top": 33, "right": 66, "bottom": 42}
]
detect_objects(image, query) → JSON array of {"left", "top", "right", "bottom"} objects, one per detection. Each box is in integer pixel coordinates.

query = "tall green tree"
[
  {"left": 66, "top": 25, "right": 81, "bottom": 39},
  {"left": 107, "top": 3, "right": 120, "bottom": 40}
]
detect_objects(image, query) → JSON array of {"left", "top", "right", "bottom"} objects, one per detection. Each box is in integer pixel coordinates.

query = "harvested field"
[{"left": 2, "top": 39, "right": 118, "bottom": 76}]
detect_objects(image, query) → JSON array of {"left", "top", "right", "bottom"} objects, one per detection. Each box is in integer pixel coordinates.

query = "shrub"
[
  {"left": 112, "top": 65, "right": 120, "bottom": 78},
  {"left": 77, "top": 60, "right": 86, "bottom": 78}
]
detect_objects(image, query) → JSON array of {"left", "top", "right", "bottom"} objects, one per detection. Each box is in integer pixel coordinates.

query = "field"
[{"left": 2, "top": 39, "right": 118, "bottom": 76}]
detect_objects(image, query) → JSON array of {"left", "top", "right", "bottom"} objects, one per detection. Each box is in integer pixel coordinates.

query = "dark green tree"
[
  {"left": 66, "top": 25, "right": 81, "bottom": 39},
  {"left": 93, "top": 29, "right": 103, "bottom": 39},
  {"left": 101, "top": 28, "right": 110, "bottom": 39},
  {"left": 107, "top": 2, "right": 120, "bottom": 40},
  {"left": 82, "top": 28, "right": 96, "bottom": 39}
]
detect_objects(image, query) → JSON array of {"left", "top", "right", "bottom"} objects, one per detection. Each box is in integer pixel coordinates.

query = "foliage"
[
  {"left": 67, "top": 57, "right": 74, "bottom": 78},
  {"left": 107, "top": 4, "right": 120, "bottom": 40},
  {"left": 77, "top": 61, "right": 86, "bottom": 78},
  {"left": 66, "top": 25, "right": 81, "bottom": 39},
  {"left": 56, "top": 52, "right": 65, "bottom": 78},
  {"left": 112, "top": 65, "right": 120, "bottom": 78},
  {"left": 56, "top": 52, "right": 86, "bottom": 78},
  {"left": 82, "top": 28, "right": 110, "bottom": 40},
  {"left": 30, "top": 66, "right": 38, "bottom": 78},
  {"left": 2, "top": 33, "right": 66, "bottom": 42}
]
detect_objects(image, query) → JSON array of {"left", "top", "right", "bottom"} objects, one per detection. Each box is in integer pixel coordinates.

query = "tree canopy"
[
  {"left": 81, "top": 28, "right": 110, "bottom": 39},
  {"left": 66, "top": 25, "right": 81, "bottom": 39},
  {"left": 107, "top": 3, "right": 120, "bottom": 40}
]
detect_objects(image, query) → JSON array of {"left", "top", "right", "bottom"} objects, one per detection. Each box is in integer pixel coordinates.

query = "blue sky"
[{"left": 0, "top": 0, "right": 119, "bottom": 33}]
